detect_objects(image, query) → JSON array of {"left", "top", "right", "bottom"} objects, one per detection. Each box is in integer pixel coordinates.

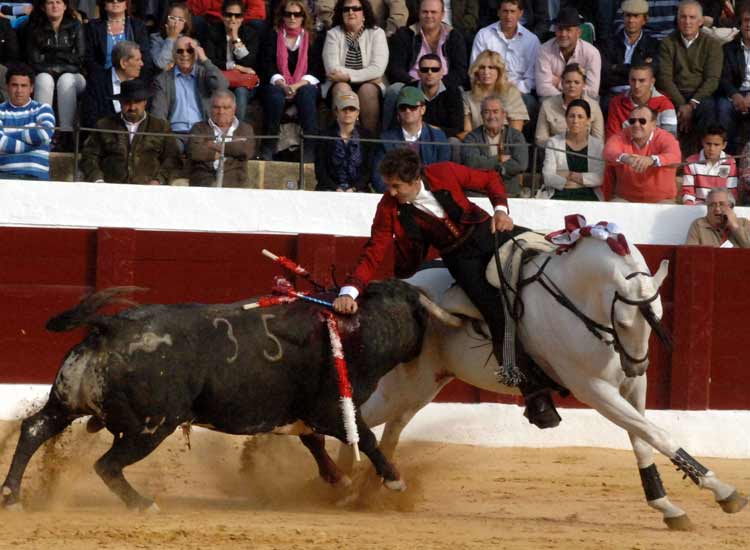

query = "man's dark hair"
[
  {"left": 629, "top": 63, "right": 655, "bottom": 77},
  {"left": 702, "top": 125, "right": 728, "bottom": 142},
  {"left": 498, "top": 0, "right": 524, "bottom": 9},
  {"left": 418, "top": 53, "right": 442, "bottom": 68},
  {"left": 5, "top": 63, "right": 35, "bottom": 84},
  {"left": 631, "top": 104, "right": 657, "bottom": 121},
  {"left": 738, "top": 1, "right": 750, "bottom": 22},
  {"left": 379, "top": 148, "right": 421, "bottom": 182},
  {"left": 332, "top": 0, "right": 377, "bottom": 28}
]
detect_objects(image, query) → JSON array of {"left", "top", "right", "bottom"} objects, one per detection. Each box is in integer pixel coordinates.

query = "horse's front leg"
[{"left": 620, "top": 377, "right": 691, "bottom": 530}]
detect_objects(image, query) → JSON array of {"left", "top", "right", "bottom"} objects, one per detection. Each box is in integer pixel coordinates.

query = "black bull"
[{"left": 1, "top": 280, "right": 433, "bottom": 511}]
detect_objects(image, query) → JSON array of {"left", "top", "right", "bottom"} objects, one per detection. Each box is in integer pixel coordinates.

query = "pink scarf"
[{"left": 276, "top": 26, "right": 309, "bottom": 85}]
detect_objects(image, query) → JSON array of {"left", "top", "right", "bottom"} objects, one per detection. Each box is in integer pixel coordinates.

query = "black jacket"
[
  {"left": 80, "top": 67, "right": 117, "bottom": 129},
  {"left": 258, "top": 28, "right": 326, "bottom": 85},
  {"left": 386, "top": 24, "right": 467, "bottom": 89},
  {"left": 26, "top": 14, "right": 85, "bottom": 76},
  {"left": 315, "top": 123, "right": 374, "bottom": 192},
  {"left": 600, "top": 31, "right": 661, "bottom": 93},
  {"left": 721, "top": 35, "right": 750, "bottom": 98},
  {"left": 0, "top": 18, "right": 19, "bottom": 65},
  {"left": 204, "top": 20, "right": 260, "bottom": 71},
  {"left": 85, "top": 17, "right": 154, "bottom": 80},
  {"left": 404, "top": 81, "right": 464, "bottom": 138}
]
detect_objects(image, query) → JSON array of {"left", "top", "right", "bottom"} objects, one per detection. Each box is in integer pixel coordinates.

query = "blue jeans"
[
  {"left": 716, "top": 94, "right": 750, "bottom": 154},
  {"left": 261, "top": 83, "right": 319, "bottom": 140},
  {"left": 233, "top": 86, "right": 257, "bottom": 124}
]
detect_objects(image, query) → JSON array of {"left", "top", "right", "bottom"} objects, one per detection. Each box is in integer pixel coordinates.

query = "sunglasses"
[
  {"left": 627, "top": 117, "right": 648, "bottom": 126},
  {"left": 106, "top": 0, "right": 126, "bottom": 3},
  {"left": 398, "top": 104, "right": 421, "bottom": 112},
  {"left": 340, "top": 106, "right": 359, "bottom": 112},
  {"left": 342, "top": 5, "right": 363, "bottom": 12},
  {"left": 223, "top": 11, "right": 243, "bottom": 18},
  {"left": 283, "top": 10, "right": 304, "bottom": 18},
  {"left": 167, "top": 15, "right": 185, "bottom": 22},
  {"left": 176, "top": 47, "right": 195, "bottom": 55},
  {"left": 419, "top": 66, "right": 440, "bottom": 73}
]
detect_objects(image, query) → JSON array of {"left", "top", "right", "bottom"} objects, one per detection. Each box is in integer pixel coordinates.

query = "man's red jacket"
[{"left": 346, "top": 162, "right": 509, "bottom": 293}]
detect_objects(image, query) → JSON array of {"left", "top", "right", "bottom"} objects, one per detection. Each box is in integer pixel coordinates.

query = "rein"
[{"left": 493, "top": 234, "right": 671, "bottom": 365}]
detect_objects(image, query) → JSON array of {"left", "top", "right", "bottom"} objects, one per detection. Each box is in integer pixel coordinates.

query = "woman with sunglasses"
[
  {"left": 534, "top": 63, "right": 603, "bottom": 147},
  {"left": 540, "top": 98, "right": 604, "bottom": 201},
  {"left": 258, "top": 0, "right": 324, "bottom": 160},
  {"left": 204, "top": 0, "right": 260, "bottom": 123},
  {"left": 321, "top": 0, "right": 387, "bottom": 134},
  {"left": 150, "top": 2, "right": 192, "bottom": 71},
  {"left": 25, "top": 0, "right": 86, "bottom": 150},
  {"left": 84, "top": 0, "right": 154, "bottom": 79},
  {"left": 463, "top": 50, "right": 528, "bottom": 136}
]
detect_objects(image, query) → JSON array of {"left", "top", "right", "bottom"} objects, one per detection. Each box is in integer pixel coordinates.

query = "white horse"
[{"left": 341, "top": 234, "right": 747, "bottom": 530}]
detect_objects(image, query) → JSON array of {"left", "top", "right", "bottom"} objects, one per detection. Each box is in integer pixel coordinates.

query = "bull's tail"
[{"left": 46, "top": 286, "right": 147, "bottom": 332}]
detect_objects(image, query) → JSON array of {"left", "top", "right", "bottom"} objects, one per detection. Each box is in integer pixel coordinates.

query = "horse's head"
[{"left": 610, "top": 254, "right": 670, "bottom": 377}]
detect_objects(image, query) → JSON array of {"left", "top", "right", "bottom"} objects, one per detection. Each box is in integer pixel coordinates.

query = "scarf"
[
  {"left": 332, "top": 126, "right": 362, "bottom": 190},
  {"left": 344, "top": 26, "right": 364, "bottom": 70},
  {"left": 276, "top": 27, "right": 309, "bottom": 85}
]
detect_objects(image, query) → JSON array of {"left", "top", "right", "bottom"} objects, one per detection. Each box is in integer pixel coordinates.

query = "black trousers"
[{"left": 442, "top": 220, "right": 529, "bottom": 354}]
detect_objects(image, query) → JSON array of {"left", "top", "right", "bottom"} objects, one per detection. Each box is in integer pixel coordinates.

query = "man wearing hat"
[
  {"left": 80, "top": 79, "right": 182, "bottom": 185},
  {"left": 534, "top": 6, "right": 601, "bottom": 98},
  {"left": 599, "top": 0, "right": 660, "bottom": 105},
  {"left": 372, "top": 85, "right": 450, "bottom": 191}
]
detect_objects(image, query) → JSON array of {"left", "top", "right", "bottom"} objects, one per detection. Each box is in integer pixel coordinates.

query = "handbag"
[{"left": 221, "top": 69, "right": 259, "bottom": 90}]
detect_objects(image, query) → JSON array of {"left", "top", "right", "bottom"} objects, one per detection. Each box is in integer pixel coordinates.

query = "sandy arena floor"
[{"left": 0, "top": 420, "right": 748, "bottom": 550}]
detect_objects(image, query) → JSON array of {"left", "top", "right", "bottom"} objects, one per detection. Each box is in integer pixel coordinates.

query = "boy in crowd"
[{"left": 682, "top": 126, "right": 738, "bottom": 205}]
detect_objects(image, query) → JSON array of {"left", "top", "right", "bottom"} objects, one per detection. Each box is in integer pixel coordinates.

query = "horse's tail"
[{"left": 46, "top": 287, "right": 147, "bottom": 332}]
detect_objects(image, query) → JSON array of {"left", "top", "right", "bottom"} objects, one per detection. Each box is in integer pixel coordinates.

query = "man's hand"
[
  {"left": 678, "top": 103, "right": 694, "bottom": 133},
  {"left": 148, "top": 179, "right": 161, "bottom": 185},
  {"left": 192, "top": 40, "right": 208, "bottom": 63},
  {"left": 732, "top": 93, "right": 748, "bottom": 113},
  {"left": 333, "top": 295, "right": 358, "bottom": 314},
  {"left": 725, "top": 205, "right": 740, "bottom": 232},
  {"left": 491, "top": 211, "right": 513, "bottom": 233},
  {"left": 629, "top": 154, "right": 655, "bottom": 173}
]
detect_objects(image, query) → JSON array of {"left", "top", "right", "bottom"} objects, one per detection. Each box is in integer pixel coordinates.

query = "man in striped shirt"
[{"left": 0, "top": 64, "right": 55, "bottom": 180}]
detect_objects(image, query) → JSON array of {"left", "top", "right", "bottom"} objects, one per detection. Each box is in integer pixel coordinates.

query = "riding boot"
[{"left": 515, "top": 352, "right": 561, "bottom": 430}]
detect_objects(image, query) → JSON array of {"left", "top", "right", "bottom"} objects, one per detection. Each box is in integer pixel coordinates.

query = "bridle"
[{"left": 494, "top": 236, "right": 672, "bottom": 367}]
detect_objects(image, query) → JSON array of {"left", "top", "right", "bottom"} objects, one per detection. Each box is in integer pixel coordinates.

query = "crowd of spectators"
[{"left": 1, "top": 0, "right": 750, "bottom": 214}]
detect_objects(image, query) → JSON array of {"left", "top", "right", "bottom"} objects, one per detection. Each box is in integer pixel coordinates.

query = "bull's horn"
[
  {"left": 418, "top": 294, "right": 462, "bottom": 327},
  {"left": 652, "top": 259, "right": 669, "bottom": 289}
]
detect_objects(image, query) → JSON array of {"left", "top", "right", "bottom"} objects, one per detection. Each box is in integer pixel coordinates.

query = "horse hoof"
[
  {"left": 664, "top": 514, "right": 693, "bottom": 531},
  {"left": 718, "top": 490, "right": 748, "bottom": 514},
  {"left": 143, "top": 502, "right": 161, "bottom": 514},
  {"left": 383, "top": 478, "right": 406, "bottom": 492},
  {"left": 335, "top": 492, "right": 359, "bottom": 508},
  {"left": 334, "top": 475, "right": 352, "bottom": 489}
]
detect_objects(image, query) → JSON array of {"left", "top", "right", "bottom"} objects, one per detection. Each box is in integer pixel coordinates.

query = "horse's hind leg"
[
  {"left": 1, "top": 399, "right": 75, "bottom": 510},
  {"left": 620, "top": 377, "right": 691, "bottom": 530},
  {"left": 299, "top": 433, "right": 350, "bottom": 487},
  {"left": 94, "top": 422, "right": 176, "bottom": 512}
]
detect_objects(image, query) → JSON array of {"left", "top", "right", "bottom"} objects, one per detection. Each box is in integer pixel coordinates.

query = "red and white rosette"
[
  {"left": 545, "top": 214, "right": 631, "bottom": 256},
  {"left": 322, "top": 310, "right": 360, "bottom": 461}
]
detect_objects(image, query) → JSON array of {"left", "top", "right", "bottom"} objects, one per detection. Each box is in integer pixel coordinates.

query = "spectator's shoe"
[{"left": 261, "top": 144, "right": 275, "bottom": 161}]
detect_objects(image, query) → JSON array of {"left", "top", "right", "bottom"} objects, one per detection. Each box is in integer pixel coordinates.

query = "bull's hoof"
[
  {"left": 718, "top": 490, "right": 748, "bottom": 514},
  {"left": 664, "top": 514, "right": 693, "bottom": 531},
  {"left": 383, "top": 478, "right": 406, "bottom": 492}
]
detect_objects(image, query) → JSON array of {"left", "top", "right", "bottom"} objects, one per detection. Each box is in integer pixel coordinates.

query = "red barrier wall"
[{"left": 0, "top": 227, "right": 747, "bottom": 409}]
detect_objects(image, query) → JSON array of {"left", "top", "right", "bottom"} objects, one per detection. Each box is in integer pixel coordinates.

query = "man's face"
[
  {"left": 418, "top": 59, "right": 443, "bottom": 88},
  {"left": 211, "top": 96, "right": 236, "bottom": 127},
  {"left": 706, "top": 191, "right": 733, "bottom": 226},
  {"left": 741, "top": 12, "right": 750, "bottom": 41},
  {"left": 498, "top": 2, "right": 522, "bottom": 33},
  {"left": 481, "top": 99, "right": 505, "bottom": 132},
  {"left": 384, "top": 175, "right": 421, "bottom": 203},
  {"left": 121, "top": 98, "right": 147, "bottom": 122},
  {"left": 629, "top": 68, "right": 654, "bottom": 101},
  {"left": 678, "top": 4, "right": 702, "bottom": 38},
  {"left": 8, "top": 75, "right": 33, "bottom": 107},
  {"left": 175, "top": 37, "right": 195, "bottom": 73},
  {"left": 419, "top": 0, "right": 444, "bottom": 33},
  {"left": 623, "top": 12, "right": 647, "bottom": 35},
  {"left": 121, "top": 49, "right": 143, "bottom": 80},
  {"left": 398, "top": 102, "right": 425, "bottom": 126},
  {"left": 555, "top": 24, "right": 580, "bottom": 50},
  {"left": 628, "top": 108, "right": 655, "bottom": 141},
  {"left": 702, "top": 134, "right": 726, "bottom": 162}
]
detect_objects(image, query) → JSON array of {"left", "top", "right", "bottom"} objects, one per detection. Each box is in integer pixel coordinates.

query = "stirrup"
[{"left": 522, "top": 390, "right": 561, "bottom": 429}]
